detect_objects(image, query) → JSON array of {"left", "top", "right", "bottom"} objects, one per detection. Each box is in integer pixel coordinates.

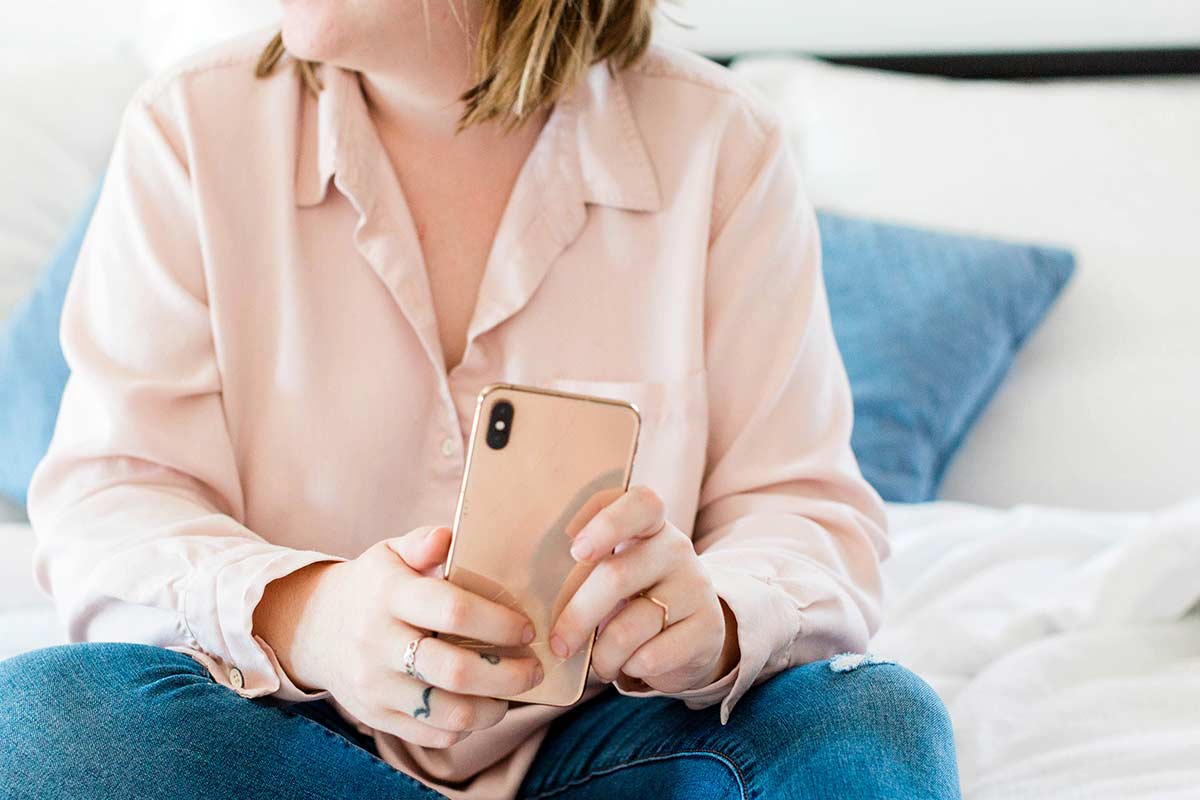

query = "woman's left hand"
[{"left": 549, "top": 485, "right": 740, "bottom": 693}]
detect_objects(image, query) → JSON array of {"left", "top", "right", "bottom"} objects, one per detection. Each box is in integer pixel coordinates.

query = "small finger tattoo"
[
  {"left": 480, "top": 653, "right": 501, "bottom": 665},
  {"left": 413, "top": 686, "right": 432, "bottom": 719}
]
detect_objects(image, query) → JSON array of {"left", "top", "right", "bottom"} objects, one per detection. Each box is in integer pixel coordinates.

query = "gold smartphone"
[{"left": 441, "top": 382, "right": 641, "bottom": 706}]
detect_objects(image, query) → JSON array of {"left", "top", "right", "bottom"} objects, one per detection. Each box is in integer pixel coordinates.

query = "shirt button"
[
  {"left": 229, "top": 667, "right": 245, "bottom": 690},
  {"left": 441, "top": 437, "right": 456, "bottom": 457}
]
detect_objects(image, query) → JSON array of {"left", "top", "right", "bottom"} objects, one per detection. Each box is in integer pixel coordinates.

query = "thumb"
[{"left": 386, "top": 525, "right": 453, "bottom": 572}]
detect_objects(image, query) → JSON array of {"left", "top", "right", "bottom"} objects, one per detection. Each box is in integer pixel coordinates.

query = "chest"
[
  {"left": 212, "top": 144, "right": 711, "bottom": 556},
  {"left": 386, "top": 146, "right": 532, "bottom": 374}
]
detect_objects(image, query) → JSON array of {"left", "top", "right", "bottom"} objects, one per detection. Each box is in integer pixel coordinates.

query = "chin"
[{"left": 279, "top": 1, "right": 357, "bottom": 64}]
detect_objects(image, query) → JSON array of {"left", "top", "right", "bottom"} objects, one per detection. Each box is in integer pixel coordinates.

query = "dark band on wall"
[{"left": 710, "top": 48, "right": 1200, "bottom": 78}]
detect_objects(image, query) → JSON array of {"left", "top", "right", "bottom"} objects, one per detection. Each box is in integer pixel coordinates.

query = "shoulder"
[
  {"left": 619, "top": 43, "right": 794, "bottom": 231},
  {"left": 623, "top": 42, "right": 784, "bottom": 146},
  {"left": 120, "top": 26, "right": 300, "bottom": 157},
  {"left": 132, "top": 25, "right": 282, "bottom": 104},
  {"left": 128, "top": 25, "right": 295, "bottom": 123}
]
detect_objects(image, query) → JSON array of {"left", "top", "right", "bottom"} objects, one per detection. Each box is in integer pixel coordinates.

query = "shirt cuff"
[
  {"left": 185, "top": 544, "right": 348, "bottom": 702},
  {"left": 613, "top": 563, "right": 803, "bottom": 724}
]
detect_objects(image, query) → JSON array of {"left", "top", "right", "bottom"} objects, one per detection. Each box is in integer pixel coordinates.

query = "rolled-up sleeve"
[
  {"left": 25, "top": 88, "right": 344, "bottom": 702},
  {"left": 615, "top": 115, "right": 889, "bottom": 723}
]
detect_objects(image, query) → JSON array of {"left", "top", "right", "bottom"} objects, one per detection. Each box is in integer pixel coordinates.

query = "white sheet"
[
  {"left": 876, "top": 499, "right": 1200, "bottom": 798},
  {"left": 3, "top": 502, "right": 1198, "bottom": 796},
  {"left": 0, "top": 524, "right": 61, "bottom": 661}
]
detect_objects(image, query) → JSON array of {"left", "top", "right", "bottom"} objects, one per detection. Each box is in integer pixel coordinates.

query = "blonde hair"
[{"left": 255, "top": 0, "right": 659, "bottom": 133}]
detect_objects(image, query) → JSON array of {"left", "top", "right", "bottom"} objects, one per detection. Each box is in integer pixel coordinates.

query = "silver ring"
[{"left": 402, "top": 634, "right": 430, "bottom": 679}]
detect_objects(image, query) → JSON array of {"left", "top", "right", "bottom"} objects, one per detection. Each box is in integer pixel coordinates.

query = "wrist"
[
  {"left": 697, "top": 598, "right": 740, "bottom": 687},
  {"left": 253, "top": 560, "right": 342, "bottom": 693}
]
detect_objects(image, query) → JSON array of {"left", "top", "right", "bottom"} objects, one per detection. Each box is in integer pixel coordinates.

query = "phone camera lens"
[{"left": 486, "top": 400, "right": 514, "bottom": 450}]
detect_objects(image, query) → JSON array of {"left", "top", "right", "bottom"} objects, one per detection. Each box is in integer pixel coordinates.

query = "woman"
[{"left": 0, "top": 1, "right": 960, "bottom": 798}]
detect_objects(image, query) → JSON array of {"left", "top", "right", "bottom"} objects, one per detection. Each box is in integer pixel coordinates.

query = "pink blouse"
[{"left": 27, "top": 28, "right": 889, "bottom": 800}]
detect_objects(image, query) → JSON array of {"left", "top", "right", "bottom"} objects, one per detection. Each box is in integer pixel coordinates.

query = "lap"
[
  {"left": 520, "top": 658, "right": 961, "bottom": 800},
  {"left": 0, "top": 644, "right": 961, "bottom": 800},
  {"left": 0, "top": 642, "right": 443, "bottom": 800}
]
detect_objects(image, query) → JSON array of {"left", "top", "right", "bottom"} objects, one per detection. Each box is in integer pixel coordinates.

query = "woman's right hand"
[{"left": 254, "top": 526, "right": 544, "bottom": 748}]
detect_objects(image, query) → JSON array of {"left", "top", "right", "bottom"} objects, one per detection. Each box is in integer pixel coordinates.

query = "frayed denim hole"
[{"left": 828, "top": 652, "right": 895, "bottom": 673}]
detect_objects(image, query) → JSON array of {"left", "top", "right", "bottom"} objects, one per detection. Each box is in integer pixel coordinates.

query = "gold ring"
[
  {"left": 402, "top": 634, "right": 430, "bottom": 679},
  {"left": 639, "top": 592, "right": 670, "bottom": 632}
]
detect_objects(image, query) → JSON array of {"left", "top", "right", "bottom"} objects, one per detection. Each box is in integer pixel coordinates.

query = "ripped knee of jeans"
[{"left": 828, "top": 652, "right": 895, "bottom": 673}]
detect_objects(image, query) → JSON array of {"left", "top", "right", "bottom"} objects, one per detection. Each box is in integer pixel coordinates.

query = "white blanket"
[
  {"left": 876, "top": 499, "right": 1200, "bottom": 799},
  {"left": 3, "top": 501, "right": 1199, "bottom": 797},
  {"left": 0, "top": 524, "right": 61, "bottom": 661}
]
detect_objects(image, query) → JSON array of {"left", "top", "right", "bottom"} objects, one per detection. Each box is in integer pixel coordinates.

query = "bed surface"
[
  {"left": 0, "top": 525, "right": 60, "bottom": 662},
  {"left": 6, "top": 500, "right": 1198, "bottom": 798},
  {"left": 878, "top": 500, "right": 1200, "bottom": 798}
]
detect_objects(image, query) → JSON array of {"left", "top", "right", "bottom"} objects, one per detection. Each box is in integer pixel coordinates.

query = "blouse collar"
[{"left": 293, "top": 58, "right": 662, "bottom": 214}]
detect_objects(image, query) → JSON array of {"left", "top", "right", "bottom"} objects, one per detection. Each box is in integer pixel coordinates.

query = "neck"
[
  {"left": 359, "top": 66, "right": 473, "bottom": 145},
  {"left": 357, "top": 1, "right": 487, "bottom": 144}
]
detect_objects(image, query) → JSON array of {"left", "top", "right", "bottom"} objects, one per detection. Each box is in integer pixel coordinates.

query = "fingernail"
[
  {"left": 569, "top": 540, "right": 592, "bottom": 562},
  {"left": 522, "top": 624, "right": 535, "bottom": 644},
  {"left": 532, "top": 663, "right": 544, "bottom": 684},
  {"left": 550, "top": 635, "right": 569, "bottom": 659}
]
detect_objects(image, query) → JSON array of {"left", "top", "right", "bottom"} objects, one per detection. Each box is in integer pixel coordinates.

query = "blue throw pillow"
[
  {"left": 0, "top": 181, "right": 103, "bottom": 507},
  {"left": 818, "top": 210, "right": 1075, "bottom": 503}
]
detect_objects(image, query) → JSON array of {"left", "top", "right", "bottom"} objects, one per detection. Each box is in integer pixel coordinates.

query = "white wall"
[
  {"left": 0, "top": 0, "right": 284, "bottom": 73},
  {"left": 6, "top": 1, "right": 1196, "bottom": 62},
  {"left": 0, "top": 0, "right": 144, "bottom": 51},
  {"left": 654, "top": 0, "right": 1200, "bottom": 56}
]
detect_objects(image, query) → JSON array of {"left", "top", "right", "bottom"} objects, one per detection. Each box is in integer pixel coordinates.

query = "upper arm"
[
  {"left": 694, "top": 109, "right": 888, "bottom": 555},
  {"left": 30, "top": 89, "right": 244, "bottom": 525}
]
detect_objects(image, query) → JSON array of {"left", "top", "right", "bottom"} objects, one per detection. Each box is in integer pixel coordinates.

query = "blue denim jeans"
[{"left": 0, "top": 643, "right": 960, "bottom": 799}]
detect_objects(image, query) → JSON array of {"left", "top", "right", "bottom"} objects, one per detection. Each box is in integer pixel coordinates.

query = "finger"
[
  {"left": 568, "top": 484, "right": 667, "bottom": 564},
  {"left": 395, "top": 632, "right": 544, "bottom": 698},
  {"left": 594, "top": 596, "right": 631, "bottom": 638},
  {"left": 622, "top": 607, "right": 726, "bottom": 685},
  {"left": 392, "top": 576, "right": 534, "bottom": 647},
  {"left": 342, "top": 647, "right": 509, "bottom": 735},
  {"left": 550, "top": 535, "right": 691, "bottom": 659},
  {"left": 386, "top": 526, "right": 453, "bottom": 572},
  {"left": 368, "top": 707, "right": 471, "bottom": 750},
  {"left": 386, "top": 679, "right": 509, "bottom": 734},
  {"left": 589, "top": 597, "right": 664, "bottom": 681}
]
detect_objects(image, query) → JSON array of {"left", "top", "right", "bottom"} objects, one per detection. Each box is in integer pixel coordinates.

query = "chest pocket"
[{"left": 537, "top": 369, "right": 709, "bottom": 537}]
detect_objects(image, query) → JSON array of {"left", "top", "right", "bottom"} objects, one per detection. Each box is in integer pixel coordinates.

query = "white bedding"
[
  {"left": 3, "top": 502, "right": 1198, "bottom": 797},
  {"left": 877, "top": 499, "right": 1200, "bottom": 798},
  {"left": 0, "top": 525, "right": 61, "bottom": 661}
]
